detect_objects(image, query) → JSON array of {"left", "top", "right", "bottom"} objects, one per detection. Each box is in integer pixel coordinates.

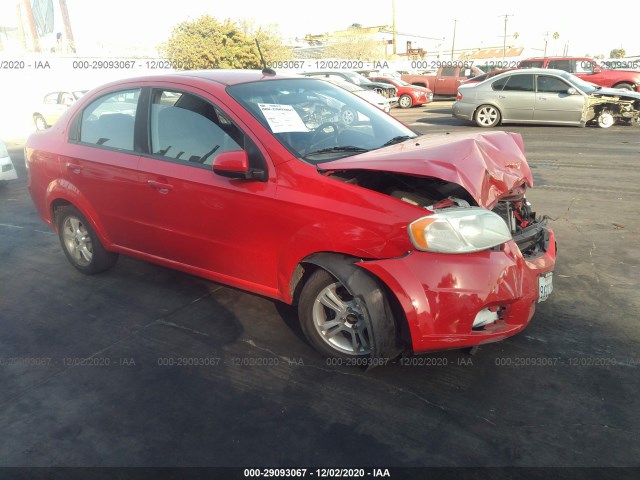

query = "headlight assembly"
[{"left": 408, "top": 207, "right": 512, "bottom": 253}]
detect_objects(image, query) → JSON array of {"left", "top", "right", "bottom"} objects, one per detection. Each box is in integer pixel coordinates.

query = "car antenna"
[{"left": 256, "top": 39, "right": 276, "bottom": 76}]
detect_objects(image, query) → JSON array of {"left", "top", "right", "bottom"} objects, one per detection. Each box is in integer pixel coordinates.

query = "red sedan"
[
  {"left": 26, "top": 70, "right": 556, "bottom": 362},
  {"left": 368, "top": 76, "right": 433, "bottom": 108}
]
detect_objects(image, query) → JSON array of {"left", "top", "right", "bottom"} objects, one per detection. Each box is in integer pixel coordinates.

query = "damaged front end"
[
  {"left": 318, "top": 131, "right": 556, "bottom": 353},
  {"left": 319, "top": 131, "right": 550, "bottom": 260},
  {"left": 585, "top": 91, "right": 640, "bottom": 128}
]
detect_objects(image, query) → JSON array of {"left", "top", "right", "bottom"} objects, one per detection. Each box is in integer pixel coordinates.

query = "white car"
[
  {"left": 33, "top": 90, "right": 88, "bottom": 130},
  {"left": 0, "top": 138, "right": 18, "bottom": 183},
  {"left": 324, "top": 78, "right": 393, "bottom": 113}
]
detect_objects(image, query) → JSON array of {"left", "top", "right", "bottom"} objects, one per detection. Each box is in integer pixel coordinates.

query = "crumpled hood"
[
  {"left": 591, "top": 87, "right": 640, "bottom": 101},
  {"left": 318, "top": 131, "right": 533, "bottom": 210}
]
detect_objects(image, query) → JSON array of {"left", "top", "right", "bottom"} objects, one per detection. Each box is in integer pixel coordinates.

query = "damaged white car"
[{"left": 453, "top": 68, "right": 640, "bottom": 128}]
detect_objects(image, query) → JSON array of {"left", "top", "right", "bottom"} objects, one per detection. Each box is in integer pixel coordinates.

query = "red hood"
[{"left": 318, "top": 131, "right": 533, "bottom": 210}]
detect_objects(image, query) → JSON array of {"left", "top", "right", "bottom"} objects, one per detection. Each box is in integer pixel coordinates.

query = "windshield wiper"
[
  {"left": 381, "top": 135, "right": 415, "bottom": 147},
  {"left": 303, "top": 146, "right": 369, "bottom": 158}
]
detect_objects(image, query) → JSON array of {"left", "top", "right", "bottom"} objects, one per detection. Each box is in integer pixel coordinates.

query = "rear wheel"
[
  {"left": 33, "top": 114, "right": 48, "bottom": 131},
  {"left": 299, "top": 269, "right": 376, "bottom": 358},
  {"left": 474, "top": 105, "right": 501, "bottom": 127},
  {"left": 398, "top": 94, "right": 413, "bottom": 109},
  {"left": 56, "top": 205, "right": 118, "bottom": 274},
  {"left": 613, "top": 83, "right": 633, "bottom": 92}
]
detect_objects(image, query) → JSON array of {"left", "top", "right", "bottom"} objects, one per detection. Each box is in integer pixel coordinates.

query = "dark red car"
[
  {"left": 368, "top": 76, "right": 433, "bottom": 108},
  {"left": 26, "top": 70, "right": 556, "bottom": 362}
]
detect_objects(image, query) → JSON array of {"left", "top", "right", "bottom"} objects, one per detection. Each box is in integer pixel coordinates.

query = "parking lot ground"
[{"left": 1, "top": 104, "right": 639, "bottom": 472}]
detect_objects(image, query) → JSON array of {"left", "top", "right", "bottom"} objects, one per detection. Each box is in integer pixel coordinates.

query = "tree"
[
  {"left": 552, "top": 32, "right": 560, "bottom": 41},
  {"left": 161, "top": 15, "right": 290, "bottom": 70},
  {"left": 610, "top": 48, "right": 626, "bottom": 58}
]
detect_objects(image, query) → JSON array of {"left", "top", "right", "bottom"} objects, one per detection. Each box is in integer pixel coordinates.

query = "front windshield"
[
  {"left": 561, "top": 71, "right": 598, "bottom": 93},
  {"left": 227, "top": 78, "right": 417, "bottom": 163}
]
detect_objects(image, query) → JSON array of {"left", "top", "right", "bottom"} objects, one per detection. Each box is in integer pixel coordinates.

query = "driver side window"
[
  {"left": 149, "top": 90, "right": 242, "bottom": 167},
  {"left": 536, "top": 76, "right": 571, "bottom": 94}
]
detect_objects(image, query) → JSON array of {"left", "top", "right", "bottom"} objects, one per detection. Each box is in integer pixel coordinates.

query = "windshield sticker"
[{"left": 258, "top": 103, "right": 309, "bottom": 133}]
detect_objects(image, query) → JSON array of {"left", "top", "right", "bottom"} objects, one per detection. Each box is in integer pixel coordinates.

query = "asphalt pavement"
[{"left": 1, "top": 102, "right": 639, "bottom": 474}]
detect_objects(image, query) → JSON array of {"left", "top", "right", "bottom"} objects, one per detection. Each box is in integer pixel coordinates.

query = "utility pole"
[
  {"left": 23, "top": 0, "right": 41, "bottom": 52},
  {"left": 450, "top": 19, "right": 457, "bottom": 60},
  {"left": 392, "top": 0, "right": 397, "bottom": 55},
  {"left": 58, "top": 0, "right": 76, "bottom": 52},
  {"left": 499, "top": 14, "right": 513, "bottom": 61}
]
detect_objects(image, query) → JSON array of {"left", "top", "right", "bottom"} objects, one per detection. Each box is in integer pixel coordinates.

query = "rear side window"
[
  {"left": 548, "top": 60, "right": 572, "bottom": 72},
  {"left": 149, "top": 90, "right": 242, "bottom": 166},
  {"left": 502, "top": 74, "right": 534, "bottom": 92},
  {"left": 79, "top": 89, "right": 140, "bottom": 151},
  {"left": 491, "top": 77, "right": 509, "bottom": 91},
  {"left": 574, "top": 60, "right": 594, "bottom": 73}
]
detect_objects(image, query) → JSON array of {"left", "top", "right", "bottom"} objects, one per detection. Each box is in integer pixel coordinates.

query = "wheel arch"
[
  {"left": 291, "top": 252, "right": 409, "bottom": 359},
  {"left": 46, "top": 182, "right": 113, "bottom": 248}
]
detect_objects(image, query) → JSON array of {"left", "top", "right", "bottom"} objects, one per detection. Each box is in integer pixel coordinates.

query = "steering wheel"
[{"left": 308, "top": 122, "right": 340, "bottom": 150}]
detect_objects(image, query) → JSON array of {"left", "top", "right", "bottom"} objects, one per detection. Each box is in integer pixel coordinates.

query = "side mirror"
[
  {"left": 567, "top": 87, "right": 579, "bottom": 95},
  {"left": 593, "top": 67, "right": 602, "bottom": 74},
  {"left": 212, "top": 150, "right": 265, "bottom": 181},
  {"left": 464, "top": 69, "right": 472, "bottom": 77}
]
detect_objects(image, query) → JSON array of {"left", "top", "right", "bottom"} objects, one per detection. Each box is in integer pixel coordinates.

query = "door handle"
[
  {"left": 499, "top": 95, "right": 506, "bottom": 99},
  {"left": 147, "top": 179, "right": 173, "bottom": 194},
  {"left": 538, "top": 97, "right": 547, "bottom": 101},
  {"left": 66, "top": 162, "right": 82, "bottom": 174}
]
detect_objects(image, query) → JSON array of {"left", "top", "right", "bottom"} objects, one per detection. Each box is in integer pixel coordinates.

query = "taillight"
[{"left": 456, "top": 91, "right": 463, "bottom": 100}]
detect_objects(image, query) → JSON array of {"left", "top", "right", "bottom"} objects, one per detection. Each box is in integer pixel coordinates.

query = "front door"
[
  {"left": 136, "top": 88, "right": 279, "bottom": 289},
  {"left": 534, "top": 75, "right": 585, "bottom": 124}
]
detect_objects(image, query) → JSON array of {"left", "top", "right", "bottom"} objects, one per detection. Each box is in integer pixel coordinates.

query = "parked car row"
[{"left": 0, "top": 138, "right": 18, "bottom": 184}]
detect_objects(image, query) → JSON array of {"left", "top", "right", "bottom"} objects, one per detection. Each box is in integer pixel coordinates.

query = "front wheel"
[
  {"left": 398, "top": 94, "right": 413, "bottom": 109},
  {"left": 475, "top": 105, "right": 501, "bottom": 127},
  {"left": 597, "top": 110, "right": 615, "bottom": 128},
  {"left": 56, "top": 205, "right": 118, "bottom": 274},
  {"left": 299, "top": 269, "right": 378, "bottom": 359}
]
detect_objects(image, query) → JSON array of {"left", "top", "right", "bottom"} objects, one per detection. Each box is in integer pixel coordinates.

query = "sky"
[{"left": 0, "top": 0, "right": 636, "bottom": 57}]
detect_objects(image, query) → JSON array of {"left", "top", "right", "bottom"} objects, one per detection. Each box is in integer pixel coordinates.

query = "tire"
[
  {"left": 597, "top": 110, "right": 615, "bottom": 128},
  {"left": 341, "top": 107, "right": 357, "bottom": 126},
  {"left": 474, "top": 104, "right": 501, "bottom": 127},
  {"left": 56, "top": 205, "right": 118, "bottom": 274},
  {"left": 398, "top": 94, "right": 413, "bottom": 109},
  {"left": 33, "top": 114, "right": 48, "bottom": 131},
  {"left": 613, "top": 83, "right": 633, "bottom": 92},
  {"left": 298, "top": 269, "right": 382, "bottom": 359}
]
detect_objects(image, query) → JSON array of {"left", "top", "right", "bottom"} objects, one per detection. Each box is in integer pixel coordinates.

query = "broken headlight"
[{"left": 408, "top": 207, "right": 511, "bottom": 254}]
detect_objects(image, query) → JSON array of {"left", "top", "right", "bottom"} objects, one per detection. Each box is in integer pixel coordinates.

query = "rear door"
[
  {"left": 66, "top": 87, "right": 145, "bottom": 248},
  {"left": 534, "top": 75, "right": 585, "bottom": 124},
  {"left": 135, "top": 87, "right": 279, "bottom": 289},
  {"left": 494, "top": 73, "right": 535, "bottom": 121}
]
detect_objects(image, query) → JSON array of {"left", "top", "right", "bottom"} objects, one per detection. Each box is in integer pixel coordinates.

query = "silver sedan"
[{"left": 452, "top": 68, "right": 640, "bottom": 128}]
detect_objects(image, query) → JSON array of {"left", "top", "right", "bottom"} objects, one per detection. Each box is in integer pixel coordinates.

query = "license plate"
[{"left": 538, "top": 271, "right": 553, "bottom": 303}]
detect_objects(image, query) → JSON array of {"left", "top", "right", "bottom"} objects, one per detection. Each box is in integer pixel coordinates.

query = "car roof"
[{"left": 90, "top": 70, "right": 304, "bottom": 92}]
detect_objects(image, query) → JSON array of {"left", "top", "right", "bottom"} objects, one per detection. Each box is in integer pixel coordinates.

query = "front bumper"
[
  {"left": 0, "top": 156, "right": 18, "bottom": 182},
  {"left": 358, "top": 229, "right": 556, "bottom": 353}
]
